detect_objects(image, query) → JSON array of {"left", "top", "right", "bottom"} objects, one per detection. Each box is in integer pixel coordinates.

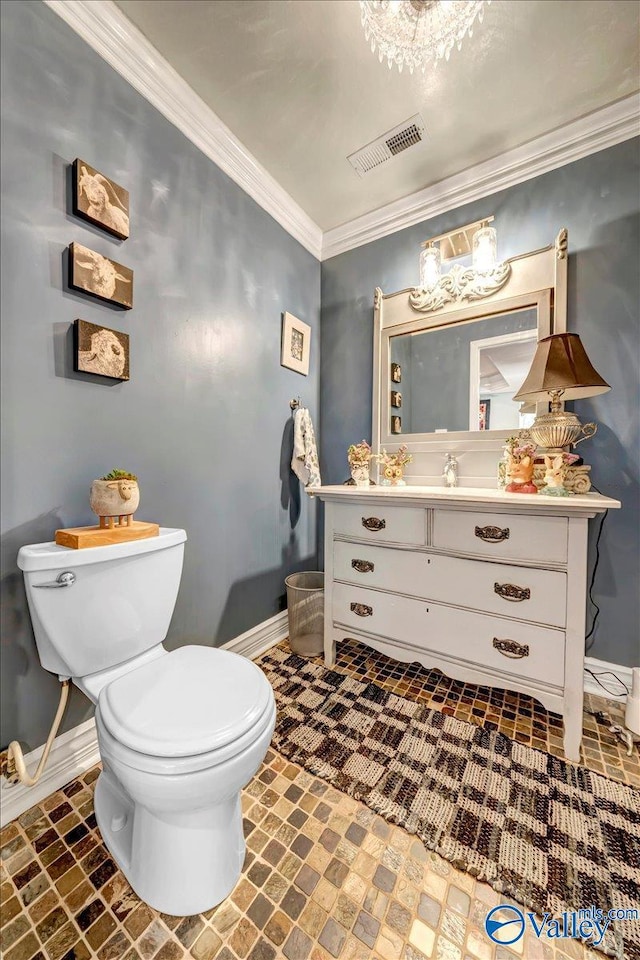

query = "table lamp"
[{"left": 513, "top": 333, "right": 610, "bottom": 454}]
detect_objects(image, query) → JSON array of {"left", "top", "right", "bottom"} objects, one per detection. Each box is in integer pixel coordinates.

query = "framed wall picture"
[
  {"left": 479, "top": 399, "right": 491, "bottom": 431},
  {"left": 69, "top": 242, "right": 133, "bottom": 309},
  {"left": 391, "top": 362, "right": 402, "bottom": 383},
  {"left": 73, "top": 159, "right": 130, "bottom": 240},
  {"left": 391, "top": 415, "right": 402, "bottom": 434},
  {"left": 281, "top": 312, "right": 311, "bottom": 376},
  {"left": 74, "top": 319, "right": 129, "bottom": 381},
  {"left": 391, "top": 391, "right": 402, "bottom": 408}
]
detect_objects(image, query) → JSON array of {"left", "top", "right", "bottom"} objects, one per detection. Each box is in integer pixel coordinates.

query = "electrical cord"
[
  {"left": 584, "top": 667, "right": 629, "bottom": 698},
  {"left": 585, "top": 483, "right": 607, "bottom": 650}
]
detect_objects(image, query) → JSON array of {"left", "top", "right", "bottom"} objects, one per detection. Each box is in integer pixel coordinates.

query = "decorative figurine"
[
  {"left": 503, "top": 436, "right": 538, "bottom": 494},
  {"left": 347, "top": 440, "right": 377, "bottom": 487},
  {"left": 379, "top": 445, "right": 412, "bottom": 486},
  {"left": 541, "top": 454, "right": 571, "bottom": 496}
]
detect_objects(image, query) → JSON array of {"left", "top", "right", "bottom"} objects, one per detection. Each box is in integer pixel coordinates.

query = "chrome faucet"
[{"left": 443, "top": 453, "right": 458, "bottom": 488}]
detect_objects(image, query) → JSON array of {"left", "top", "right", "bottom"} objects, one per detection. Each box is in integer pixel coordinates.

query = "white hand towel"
[{"left": 291, "top": 407, "right": 322, "bottom": 488}]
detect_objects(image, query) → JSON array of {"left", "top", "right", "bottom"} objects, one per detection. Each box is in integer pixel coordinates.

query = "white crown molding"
[
  {"left": 43, "top": 0, "right": 323, "bottom": 260},
  {"left": 322, "top": 94, "right": 640, "bottom": 261},
  {"left": 31, "top": 5, "right": 640, "bottom": 263}
]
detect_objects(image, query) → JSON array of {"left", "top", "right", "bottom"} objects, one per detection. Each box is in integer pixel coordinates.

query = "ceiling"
[{"left": 114, "top": 0, "right": 639, "bottom": 232}]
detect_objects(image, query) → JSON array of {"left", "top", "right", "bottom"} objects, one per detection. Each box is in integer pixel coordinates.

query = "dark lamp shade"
[{"left": 513, "top": 333, "right": 610, "bottom": 402}]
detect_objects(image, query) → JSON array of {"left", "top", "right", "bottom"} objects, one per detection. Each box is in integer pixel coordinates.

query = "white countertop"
[{"left": 308, "top": 485, "right": 620, "bottom": 514}]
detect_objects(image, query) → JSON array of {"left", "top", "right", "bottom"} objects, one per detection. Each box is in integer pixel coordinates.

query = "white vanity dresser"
[
  {"left": 313, "top": 485, "right": 618, "bottom": 762},
  {"left": 313, "top": 229, "right": 621, "bottom": 761}
]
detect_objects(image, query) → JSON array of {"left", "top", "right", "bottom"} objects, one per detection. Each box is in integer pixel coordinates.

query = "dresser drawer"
[
  {"left": 432, "top": 510, "right": 567, "bottom": 564},
  {"left": 333, "top": 503, "right": 425, "bottom": 545},
  {"left": 332, "top": 582, "right": 564, "bottom": 688},
  {"left": 333, "top": 542, "right": 567, "bottom": 627}
]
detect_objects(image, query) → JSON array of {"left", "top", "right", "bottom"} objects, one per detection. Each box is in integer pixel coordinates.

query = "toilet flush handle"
[{"left": 34, "top": 571, "right": 76, "bottom": 588}]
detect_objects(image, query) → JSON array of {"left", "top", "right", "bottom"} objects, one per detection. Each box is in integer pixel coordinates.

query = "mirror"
[
  {"left": 389, "top": 307, "right": 537, "bottom": 434},
  {"left": 372, "top": 230, "right": 568, "bottom": 456}
]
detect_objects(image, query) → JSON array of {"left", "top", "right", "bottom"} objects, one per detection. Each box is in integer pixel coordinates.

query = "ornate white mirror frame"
[{"left": 372, "top": 229, "right": 569, "bottom": 479}]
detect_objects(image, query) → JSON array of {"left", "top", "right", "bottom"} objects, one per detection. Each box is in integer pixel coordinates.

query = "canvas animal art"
[
  {"left": 73, "top": 159, "right": 130, "bottom": 240},
  {"left": 74, "top": 319, "right": 129, "bottom": 381},
  {"left": 69, "top": 243, "right": 133, "bottom": 309}
]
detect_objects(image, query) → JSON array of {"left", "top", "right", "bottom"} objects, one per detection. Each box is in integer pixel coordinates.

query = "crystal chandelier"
[{"left": 360, "top": 0, "right": 489, "bottom": 74}]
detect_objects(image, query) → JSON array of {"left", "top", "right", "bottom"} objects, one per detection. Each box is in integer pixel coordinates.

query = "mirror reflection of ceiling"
[
  {"left": 114, "top": 0, "right": 639, "bottom": 230},
  {"left": 479, "top": 339, "right": 537, "bottom": 395}
]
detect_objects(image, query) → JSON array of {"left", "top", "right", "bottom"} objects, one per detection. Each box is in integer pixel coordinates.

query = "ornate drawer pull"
[
  {"left": 475, "top": 524, "right": 510, "bottom": 543},
  {"left": 350, "top": 602, "right": 373, "bottom": 617},
  {"left": 494, "top": 582, "right": 531, "bottom": 602},
  {"left": 352, "top": 559, "right": 374, "bottom": 574},
  {"left": 362, "top": 517, "right": 386, "bottom": 532},
  {"left": 492, "top": 638, "right": 529, "bottom": 659}
]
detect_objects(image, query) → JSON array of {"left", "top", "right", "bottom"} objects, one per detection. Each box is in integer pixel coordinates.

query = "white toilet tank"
[{"left": 17, "top": 528, "right": 187, "bottom": 678}]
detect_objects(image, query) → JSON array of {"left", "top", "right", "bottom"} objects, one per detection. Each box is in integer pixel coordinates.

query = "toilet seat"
[{"left": 98, "top": 645, "right": 275, "bottom": 773}]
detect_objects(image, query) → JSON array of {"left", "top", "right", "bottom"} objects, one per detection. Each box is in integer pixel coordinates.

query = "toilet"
[{"left": 17, "top": 528, "right": 276, "bottom": 916}]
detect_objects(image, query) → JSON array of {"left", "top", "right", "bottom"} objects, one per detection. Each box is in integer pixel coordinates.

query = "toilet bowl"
[{"left": 17, "top": 529, "right": 276, "bottom": 915}]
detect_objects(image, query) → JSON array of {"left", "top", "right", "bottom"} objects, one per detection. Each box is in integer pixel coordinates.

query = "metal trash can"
[{"left": 285, "top": 572, "right": 324, "bottom": 657}]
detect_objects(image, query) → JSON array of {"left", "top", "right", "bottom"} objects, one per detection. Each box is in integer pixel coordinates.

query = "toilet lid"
[{"left": 98, "top": 645, "right": 273, "bottom": 758}]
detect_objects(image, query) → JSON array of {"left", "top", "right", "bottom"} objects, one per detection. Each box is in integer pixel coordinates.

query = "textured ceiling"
[{"left": 114, "top": 0, "right": 640, "bottom": 231}]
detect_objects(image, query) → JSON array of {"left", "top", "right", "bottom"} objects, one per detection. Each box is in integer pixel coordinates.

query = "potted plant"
[
  {"left": 90, "top": 469, "right": 140, "bottom": 527},
  {"left": 347, "top": 441, "right": 378, "bottom": 487},
  {"left": 379, "top": 445, "right": 413, "bottom": 486}
]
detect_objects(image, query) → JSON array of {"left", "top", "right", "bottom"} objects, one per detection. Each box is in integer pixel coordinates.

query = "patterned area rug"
[{"left": 259, "top": 647, "right": 640, "bottom": 960}]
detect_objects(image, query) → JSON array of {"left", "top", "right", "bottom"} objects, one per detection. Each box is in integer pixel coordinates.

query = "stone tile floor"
[{"left": 1, "top": 638, "right": 637, "bottom": 960}]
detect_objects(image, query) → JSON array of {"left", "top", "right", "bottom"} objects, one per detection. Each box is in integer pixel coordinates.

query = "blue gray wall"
[
  {"left": 1, "top": 1, "right": 320, "bottom": 750},
  {"left": 321, "top": 138, "right": 640, "bottom": 668}
]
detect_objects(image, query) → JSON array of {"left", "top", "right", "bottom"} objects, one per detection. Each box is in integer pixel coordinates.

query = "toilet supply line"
[{"left": 5, "top": 679, "right": 70, "bottom": 786}]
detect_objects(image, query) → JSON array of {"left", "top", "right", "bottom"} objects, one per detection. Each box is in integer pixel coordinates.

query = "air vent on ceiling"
[{"left": 348, "top": 114, "right": 426, "bottom": 177}]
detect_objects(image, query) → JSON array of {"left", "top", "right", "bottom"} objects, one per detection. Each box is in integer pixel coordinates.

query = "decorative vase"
[
  {"left": 505, "top": 455, "right": 537, "bottom": 494},
  {"left": 381, "top": 463, "right": 406, "bottom": 486},
  {"left": 350, "top": 463, "right": 370, "bottom": 488},
  {"left": 90, "top": 478, "right": 140, "bottom": 527}
]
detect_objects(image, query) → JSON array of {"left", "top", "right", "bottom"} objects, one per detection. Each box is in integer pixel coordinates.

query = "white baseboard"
[
  {"left": 1, "top": 613, "right": 288, "bottom": 827},
  {"left": 584, "top": 656, "right": 633, "bottom": 702},
  {"left": 222, "top": 610, "right": 289, "bottom": 660},
  {"left": 0, "top": 717, "right": 100, "bottom": 828},
  {"left": 3, "top": 622, "right": 630, "bottom": 827}
]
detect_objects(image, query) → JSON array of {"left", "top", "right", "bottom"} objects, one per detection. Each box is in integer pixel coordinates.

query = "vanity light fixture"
[
  {"left": 418, "top": 216, "right": 499, "bottom": 290},
  {"left": 513, "top": 333, "right": 610, "bottom": 454},
  {"left": 419, "top": 241, "right": 442, "bottom": 290},
  {"left": 472, "top": 220, "right": 498, "bottom": 272}
]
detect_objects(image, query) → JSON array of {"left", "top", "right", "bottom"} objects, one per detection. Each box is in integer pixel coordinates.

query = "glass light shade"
[
  {"left": 360, "top": 0, "right": 489, "bottom": 74},
  {"left": 420, "top": 243, "right": 441, "bottom": 290},
  {"left": 472, "top": 224, "right": 497, "bottom": 272}
]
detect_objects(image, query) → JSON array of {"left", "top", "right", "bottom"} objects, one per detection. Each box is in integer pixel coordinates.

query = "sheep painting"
[
  {"left": 73, "top": 159, "right": 130, "bottom": 240},
  {"left": 74, "top": 319, "right": 129, "bottom": 381},
  {"left": 69, "top": 242, "right": 133, "bottom": 309}
]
